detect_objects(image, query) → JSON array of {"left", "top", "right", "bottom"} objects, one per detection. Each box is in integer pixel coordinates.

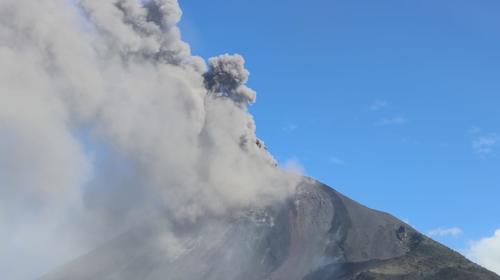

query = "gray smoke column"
[{"left": 0, "top": 0, "right": 299, "bottom": 279}]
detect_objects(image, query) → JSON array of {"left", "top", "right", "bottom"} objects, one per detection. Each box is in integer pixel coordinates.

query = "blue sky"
[{"left": 178, "top": 0, "right": 500, "bottom": 252}]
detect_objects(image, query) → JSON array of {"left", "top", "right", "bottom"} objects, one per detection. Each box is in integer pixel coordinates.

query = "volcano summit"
[{"left": 42, "top": 179, "right": 500, "bottom": 280}]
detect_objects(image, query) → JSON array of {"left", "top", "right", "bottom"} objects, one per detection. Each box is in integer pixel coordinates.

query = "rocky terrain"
[{"left": 41, "top": 179, "right": 500, "bottom": 280}]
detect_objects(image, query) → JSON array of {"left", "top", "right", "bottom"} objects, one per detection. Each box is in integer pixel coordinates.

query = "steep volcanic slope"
[{"left": 41, "top": 179, "right": 499, "bottom": 280}]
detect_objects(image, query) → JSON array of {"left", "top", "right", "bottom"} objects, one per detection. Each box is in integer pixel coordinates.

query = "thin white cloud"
[
  {"left": 467, "top": 229, "right": 500, "bottom": 275},
  {"left": 282, "top": 123, "right": 299, "bottom": 133},
  {"left": 428, "top": 227, "right": 462, "bottom": 238},
  {"left": 469, "top": 127, "right": 482, "bottom": 135},
  {"left": 369, "top": 100, "right": 388, "bottom": 111},
  {"left": 330, "top": 156, "right": 346, "bottom": 166},
  {"left": 472, "top": 133, "right": 500, "bottom": 157},
  {"left": 375, "top": 116, "right": 407, "bottom": 127}
]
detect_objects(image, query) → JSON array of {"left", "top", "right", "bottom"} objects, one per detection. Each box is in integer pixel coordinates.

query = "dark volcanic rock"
[{"left": 41, "top": 179, "right": 500, "bottom": 280}]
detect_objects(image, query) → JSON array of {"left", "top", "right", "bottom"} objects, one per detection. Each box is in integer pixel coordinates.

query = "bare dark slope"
[{"left": 41, "top": 179, "right": 499, "bottom": 280}]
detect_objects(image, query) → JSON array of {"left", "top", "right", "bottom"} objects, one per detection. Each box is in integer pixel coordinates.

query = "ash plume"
[
  {"left": 204, "top": 54, "right": 257, "bottom": 105},
  {"left": 0, "top": 0, "right": 298, "bottom": 278}
]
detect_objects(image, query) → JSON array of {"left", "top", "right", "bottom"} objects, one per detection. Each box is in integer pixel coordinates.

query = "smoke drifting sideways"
[{"left": 0, "top": 0, "right": 300, "bottom": 278}]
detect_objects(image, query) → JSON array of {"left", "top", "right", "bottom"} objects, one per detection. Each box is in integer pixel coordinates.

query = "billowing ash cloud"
[
  {"left": 0, "top": 0, "right": 298, "bottom": 278},
  {"left": 204, "top": 54, "right": 257, "bottom": 105}
]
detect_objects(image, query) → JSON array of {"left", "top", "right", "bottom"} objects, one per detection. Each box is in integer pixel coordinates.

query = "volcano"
[
  {"left": 2, "top": 0, "right": 499, "bottom": 279},
  {"left": 41, "top": 179, "right": 499, "bottom": 280}
]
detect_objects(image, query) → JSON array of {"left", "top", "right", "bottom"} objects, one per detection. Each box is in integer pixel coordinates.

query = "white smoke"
[{"left": 0, "top": 0, "right": 299, "bottom": 278}]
